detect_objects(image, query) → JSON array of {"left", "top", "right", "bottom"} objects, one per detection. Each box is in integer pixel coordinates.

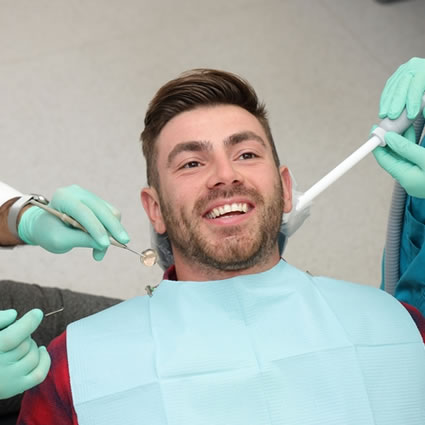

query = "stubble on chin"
[{"left": 159, "top": 182, "right": 284, "bottom": 272}]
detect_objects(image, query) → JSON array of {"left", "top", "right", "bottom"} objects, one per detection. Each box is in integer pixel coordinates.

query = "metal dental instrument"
[
  {"left": 44, "top": 307, "right": 64, "bottom": 317},
  {"left": 3, "top": 307, "right": 64, "bottom": 331},
  {"left": 29, "top": 199, "right": 157, "bottom": 266}
]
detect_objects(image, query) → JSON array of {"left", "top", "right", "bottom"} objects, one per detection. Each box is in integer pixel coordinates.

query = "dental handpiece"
[
  {"left": 295, "top": 93, "right": 425, "bottom": 213},
  {"left": 29, "top": 200, "right": 157, "bottom": 266}
]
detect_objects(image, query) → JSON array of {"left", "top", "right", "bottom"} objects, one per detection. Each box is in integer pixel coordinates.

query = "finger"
[
  {"left": 373, "top": 146, "right": 411, "bottom": 182},
  {"left": 56, "top": 185, "right": 120, "bottom": 218},
  {"left": 45, "top": 225, "right": 106, "bottom": 253},
  {"left": 0, "top": 309, "right": 43, "bottom": 352},
  {"left": 20, "top": 346, "right": 51, "bottom": 391},
  {"left": 0, "top": 337, "right": 32, "bottom": 362},
  {"left": 10, "top": 339, "right": 38, "bottom": 376},
  {"left": 0, "top": 310, "right": 17, "bottom": 330},
  {"left": 385, "top": 132, "right": 425, "bottom": 169},
  {"left": 407, "top": 72, "right": 425, "bottom": 119},
  {"left": 380, "top": 73, "right": 402, "bottom": 118},
  {"left": 51, "top": 186, "right": 129, "bottom": 245},
  {"left": 54, "top": 199, "right": 110, "bottom": 249},
  {"left": 92, "top": 248, "right": 107, "bottom": 262},
  {"left": 388, "top": 73, "right": 413, "bottom": 119},
  {"left": 11, "top": 339, "right": 41, "bottom": 376},
  {"left": 102, "top": 200, "right": 121, "bottom": 220},
  {"left": 373, "top": 145, "right": 399, "bottom": 173},
  {"left": 65, "top": 185, "right": 125, "bottom": 232},
  {"left": 82, "top": 197, "right": 130, "bottom": 245},
  {"left": 379, "top": 63, "right": 407, "bottom": 117}
]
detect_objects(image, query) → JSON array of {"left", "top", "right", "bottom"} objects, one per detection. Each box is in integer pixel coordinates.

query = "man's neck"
[{"left": 172, "top": 250, "right": 281, "bottom": 282}]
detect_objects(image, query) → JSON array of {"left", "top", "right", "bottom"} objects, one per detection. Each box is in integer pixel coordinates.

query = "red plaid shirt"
[{"left": 17, "top": 266, "right": 425, "bottom": 424}]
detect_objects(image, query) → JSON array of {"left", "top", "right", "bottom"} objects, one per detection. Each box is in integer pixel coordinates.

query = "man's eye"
[
  {"left": 182, "top": 161, "right": 201, "bottom": 169},
  {"left": 239, "top": 152, "right": 258, "bottom": 160}
]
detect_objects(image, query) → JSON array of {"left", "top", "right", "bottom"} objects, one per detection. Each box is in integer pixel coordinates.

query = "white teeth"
[{"left": 206, "top": 203, "right": 250, "bottom": 219}]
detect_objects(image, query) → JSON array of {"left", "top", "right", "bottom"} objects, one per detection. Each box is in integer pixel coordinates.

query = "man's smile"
[
  {"left": 205, "top": 202, "right": 252, "bottom": 219},
  {"left": 202, "top": 199, "right": 255, "bottom": 226}
]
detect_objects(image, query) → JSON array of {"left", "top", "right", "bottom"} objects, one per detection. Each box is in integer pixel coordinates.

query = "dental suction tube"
[{"left": 295, "top": 94, "right": 425, "bottom": 213}]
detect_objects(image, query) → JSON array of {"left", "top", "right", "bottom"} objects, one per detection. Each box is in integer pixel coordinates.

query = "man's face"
[{"left": 142, "top": 105, "right": 292, "bottom": 278}]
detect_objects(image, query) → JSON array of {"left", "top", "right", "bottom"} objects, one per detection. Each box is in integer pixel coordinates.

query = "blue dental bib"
[{"left": 68, "top": 261, "right": 425, "bottom": 424}]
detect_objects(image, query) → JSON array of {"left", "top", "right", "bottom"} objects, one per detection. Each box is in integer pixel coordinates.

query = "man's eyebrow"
[
  {"left": 167, "top": 140, "right": 212, "bottom": 166},
  {"left": 223, "top": 131, "right": 267, "bottom": 148},
  {"left": 166, "top": 132, "right": 266, "bottom": 166}
]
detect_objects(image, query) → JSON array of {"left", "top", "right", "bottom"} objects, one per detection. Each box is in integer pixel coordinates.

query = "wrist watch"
[{"left": 7, "top": 194, "right": 49, "bottom": 238}]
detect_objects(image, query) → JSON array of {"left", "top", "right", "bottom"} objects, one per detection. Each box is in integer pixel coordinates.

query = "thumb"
[
  {"left": 372, "top": 146, "right": 402, "bottom": 178},
  {"left": 0, "top": 309, "right": 43, "bottom": 352},
  {"left": 0, "top": 310, "right": 18, "bottom": 330},
  {"left": 385, "top": 132, "right": 425, "bottom": 169},
  {"left": 92, "top": 248, "right": 107, "bottom": 261}
]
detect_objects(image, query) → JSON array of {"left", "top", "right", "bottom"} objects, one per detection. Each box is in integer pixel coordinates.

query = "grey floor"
[{"left": 1, "top": 0, "right": 425, "bottom": 299}]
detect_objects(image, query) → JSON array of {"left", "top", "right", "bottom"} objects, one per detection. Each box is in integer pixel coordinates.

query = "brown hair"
[{"left": 141, "top": 68, "right": 279, "bottom": 188}]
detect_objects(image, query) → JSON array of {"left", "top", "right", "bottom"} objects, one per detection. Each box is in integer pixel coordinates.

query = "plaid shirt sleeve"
[
  {"left": 17, "top": 331, "right": 78, "bottom": 425},
  {"left": 401, "top": 302, "right": 425, "bottom": 342}
]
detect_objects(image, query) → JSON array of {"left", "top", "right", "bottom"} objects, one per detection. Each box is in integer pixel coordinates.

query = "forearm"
[{"left": 0, "top": 197, "right": 31, "bottom": 246}]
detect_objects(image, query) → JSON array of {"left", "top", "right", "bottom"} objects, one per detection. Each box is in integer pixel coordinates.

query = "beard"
[{"left": 158, "top": 178, "right": 284, "bottom": 272}]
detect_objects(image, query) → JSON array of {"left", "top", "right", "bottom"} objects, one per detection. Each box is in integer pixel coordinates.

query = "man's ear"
[
  {"left": 141, "top": 187, "right": 167, "bottom": 234},
  {"left": 279, "top": 166, "right": 293, "bottom": 213}
]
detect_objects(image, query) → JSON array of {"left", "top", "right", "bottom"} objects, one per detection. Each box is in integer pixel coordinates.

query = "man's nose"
[{"left": 206, "top": 157, "right": 244, "bottom": 188}]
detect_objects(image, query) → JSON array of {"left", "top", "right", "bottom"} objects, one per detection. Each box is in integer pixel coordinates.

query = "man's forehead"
[{"left": 155, "top": 105, "right": 268, "bottom": 156}]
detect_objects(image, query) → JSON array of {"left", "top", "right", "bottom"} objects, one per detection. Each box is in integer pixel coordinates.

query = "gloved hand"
[
  {"left": 379, "top": 57, "right": 425, "bottom": 120},
  {"left": 373, "top": 57, "right": 425, "bottom": 198},
  {"left": 18, "top": 185, "right": 130, "bottom": 261},
  {"left": 374, "top": 129, "right": 425, "bottom": 198},
  {"left": 0, "top": 309, "right": 51, "bottom": 399}
]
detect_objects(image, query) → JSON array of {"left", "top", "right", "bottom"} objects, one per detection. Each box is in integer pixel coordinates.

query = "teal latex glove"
[
  {"left": 379, "top": 57, "right": 425, "bottom": 121},
  {"left": 373, "top": 128, "right": 425, "bottom": 198},
  {"left": 0, "top": 309, "right": 51, "bottom": 399},
  {"left": 18, "top": 185, "right": 130, "bottom": 261},
  {"left": 373, "top": 58, "right": 425, "bottom": 198}
]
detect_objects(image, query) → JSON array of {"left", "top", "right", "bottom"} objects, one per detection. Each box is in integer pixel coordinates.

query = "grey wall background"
[{"left": 1, "top": 0, "right": 425, "bottom": 300}]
